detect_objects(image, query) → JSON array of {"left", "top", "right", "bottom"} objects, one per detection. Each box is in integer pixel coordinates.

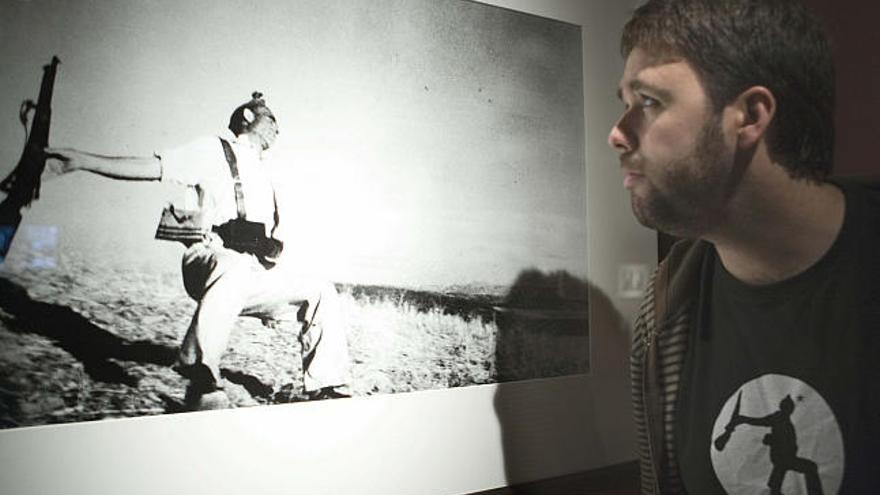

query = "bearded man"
[{"left": 609, "top": 0, "right": 878, "bottom": 493}]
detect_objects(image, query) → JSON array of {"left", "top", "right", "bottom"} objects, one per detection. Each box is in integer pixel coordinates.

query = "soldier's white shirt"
[{"left": 157, "top": 132, "right": 277, "bottom": 235}]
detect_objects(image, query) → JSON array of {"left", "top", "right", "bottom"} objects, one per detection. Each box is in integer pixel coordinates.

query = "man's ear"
[
  {"left": 242, "top": 107, "right": 255, "bottom": 125},
  {"left": 732, "top": 86, "right": 775, "bottom": 149}
]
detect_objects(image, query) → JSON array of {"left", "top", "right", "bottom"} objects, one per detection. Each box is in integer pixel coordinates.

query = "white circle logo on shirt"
[{"left": 710, "top": 374, "right": 844, "bottom": 494}]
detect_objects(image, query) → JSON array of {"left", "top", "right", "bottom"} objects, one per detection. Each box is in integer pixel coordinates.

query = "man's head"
[
  {"left": 228, "top": 91, "right": 279, "bottom": 150},
  {"left": 620, "top": 0, "right": 834, "bottom": 180},
  {"left": 609, "top": 0, "right": 834, "bottom": 236},
  {"left": 780, "top": 395, "right": 795, "bottom": 415},
  {"left": 610, "top": 48, "right": 736, "bottom": 236}
]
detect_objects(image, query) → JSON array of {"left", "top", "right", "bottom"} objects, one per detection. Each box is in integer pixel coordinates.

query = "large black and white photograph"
[{"left": 0, "top": 0, "right": 588, "bottom": 429}]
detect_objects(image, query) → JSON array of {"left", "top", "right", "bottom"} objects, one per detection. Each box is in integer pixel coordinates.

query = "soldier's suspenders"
[{"left": 219, "top": 138, "right": 278, "bottom": 231}]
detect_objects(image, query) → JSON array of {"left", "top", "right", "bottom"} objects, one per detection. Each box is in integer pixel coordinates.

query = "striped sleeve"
[
  {"left": 657, "top": 307, "right": 691, "bottom": 494},
  {"left": 631, "top": 272, "right": 693, "bottom": 494},
  {"left": 631, "top": 272, "right": 657, "bottom": 494}
]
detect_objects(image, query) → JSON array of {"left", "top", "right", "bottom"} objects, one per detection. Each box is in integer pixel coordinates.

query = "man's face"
[
  {"left": 251, "top": 112, "right": 279, "bottom": 151},
  {"left": 608, "top": 48, "right": 736, "bottom": 237}
]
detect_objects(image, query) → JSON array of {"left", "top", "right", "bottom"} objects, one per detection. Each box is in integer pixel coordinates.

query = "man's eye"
[{"left": 640, "top": 95, "right": 660, "bottom": 108}]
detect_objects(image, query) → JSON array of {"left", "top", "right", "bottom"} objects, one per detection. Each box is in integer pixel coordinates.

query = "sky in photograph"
[{"left": 0, "top": 0, "right": 586, "bottom": 289}]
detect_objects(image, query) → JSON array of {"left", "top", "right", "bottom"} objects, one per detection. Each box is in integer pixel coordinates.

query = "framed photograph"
[{"left": 0, "top": 1, "right": 652, "bottom": 493}]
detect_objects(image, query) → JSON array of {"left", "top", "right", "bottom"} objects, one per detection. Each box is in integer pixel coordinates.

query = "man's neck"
[
  {"left": 234, "top": 132, "right": 266, "bottom": 160},
  {"left": 707, "top": 162, "right": 845, "bottom": 286}
]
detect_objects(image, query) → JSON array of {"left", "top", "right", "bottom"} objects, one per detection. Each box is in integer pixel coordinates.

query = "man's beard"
[{"left": 630, "top": 117, "right": 734, "bottom": 238}]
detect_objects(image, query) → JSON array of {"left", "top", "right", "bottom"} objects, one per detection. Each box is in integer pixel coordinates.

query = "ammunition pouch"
[{"left": 213, "top": 219, "right": 283, "bottom": 261}]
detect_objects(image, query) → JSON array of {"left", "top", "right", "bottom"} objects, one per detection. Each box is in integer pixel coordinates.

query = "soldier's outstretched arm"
[
  {"left": 736, "top": 412, "right": 775, "bottom": 427},
  {"left": 44, "top": 147, "right": 161, "bottom": 181}
]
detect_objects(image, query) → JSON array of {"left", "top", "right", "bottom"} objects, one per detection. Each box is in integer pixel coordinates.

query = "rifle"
[
  {"left": 0, "top": 56, "right": 60, "bottom": 261},
  {"left": 713, "top": 390, "right": 742, "bottom": 451}
]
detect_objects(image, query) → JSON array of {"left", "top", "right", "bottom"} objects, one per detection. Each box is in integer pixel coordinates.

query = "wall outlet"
[{"left": 617, "top": 263, "right": 651, "bottom": 299}]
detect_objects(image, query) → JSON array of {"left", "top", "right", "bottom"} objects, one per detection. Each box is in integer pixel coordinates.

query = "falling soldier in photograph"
[
  {"left": 45, "top": 92, "right": 351, "bottom": 410},
  {"left": 715, "top": 394, "right": 823, "bottom": 495}
]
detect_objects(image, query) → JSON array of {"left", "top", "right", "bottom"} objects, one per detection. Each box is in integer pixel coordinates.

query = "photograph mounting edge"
[{"left": 0, "top": 1, "right": 652, "bottom": 494}]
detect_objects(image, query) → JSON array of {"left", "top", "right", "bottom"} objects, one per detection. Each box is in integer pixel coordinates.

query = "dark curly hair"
[{"left": 621, "top": 0, "right": 835, "bottom": 180}]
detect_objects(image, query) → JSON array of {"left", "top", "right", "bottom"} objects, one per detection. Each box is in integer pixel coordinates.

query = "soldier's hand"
[
  {"left": 257, "top": 237, "right": 284, "bottom": 263},
  {"left": 43, "top": 147, "right": 83, "bottom": 179}
]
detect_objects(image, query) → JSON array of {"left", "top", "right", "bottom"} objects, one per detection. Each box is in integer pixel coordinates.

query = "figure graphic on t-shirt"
[{"left": 717, "top": 394, "right": 823, "bottom": 495}]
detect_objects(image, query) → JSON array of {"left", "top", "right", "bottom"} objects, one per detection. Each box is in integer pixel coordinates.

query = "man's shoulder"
[
  {"left": 646, "top": 237, "right": 711, "bottom": 324},
  {"left": 830, "top": 176, "right": 880, "bottom": 200},
  {"left": 660, "top": 238, "right": 710, "bottom": 287},
  {"left": 158, "top": 135, "right": 224, "bottom": 160},
  {"left": 158, "top": 135, "right": 227, "bottom": 184},
  {"left": 829, "top": 176, "right": 880, "bottom": 227}
]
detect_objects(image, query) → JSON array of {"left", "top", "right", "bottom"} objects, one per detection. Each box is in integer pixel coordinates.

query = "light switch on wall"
[{"left": 617, "top": 263, "right": 651, "bottom": 299}]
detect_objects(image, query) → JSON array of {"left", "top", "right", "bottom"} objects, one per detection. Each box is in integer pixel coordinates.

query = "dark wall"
[{"left": 803, "top": 0, "right": 880, "bottom": 177}]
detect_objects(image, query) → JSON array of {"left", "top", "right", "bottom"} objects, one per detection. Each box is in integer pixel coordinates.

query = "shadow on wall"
[
  {"left": 492, "top": 268, "right": 633, "bottom": 491},
  {"left": 494, "top": 269, "right": 590, "bottom": 382}
]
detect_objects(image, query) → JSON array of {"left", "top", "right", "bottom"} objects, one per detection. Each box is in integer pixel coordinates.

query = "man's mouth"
[
  {"left": 621, "top": 161, "right": 643, "bottom": 189},
  {"left": 623, "top": 171, "right": 643, "bottom": 189}
]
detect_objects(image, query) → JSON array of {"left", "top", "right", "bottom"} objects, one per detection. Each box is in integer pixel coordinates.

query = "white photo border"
[{"left": 0, "top": 1, "right": 653, "bottom": 493}]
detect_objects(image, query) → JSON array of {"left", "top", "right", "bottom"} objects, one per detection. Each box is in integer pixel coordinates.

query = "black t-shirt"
[{"left": 677, "top": 182, "right": 880, "bottom": 494}]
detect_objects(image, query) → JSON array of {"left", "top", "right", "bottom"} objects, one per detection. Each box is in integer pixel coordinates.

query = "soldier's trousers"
[{"left": 177, "top": 238, "right": 350, "bottom": 392}]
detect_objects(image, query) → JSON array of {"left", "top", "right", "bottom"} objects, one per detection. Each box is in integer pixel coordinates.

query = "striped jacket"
[{"left": 632, "top": 238, "right": 712, "bottom": 494}]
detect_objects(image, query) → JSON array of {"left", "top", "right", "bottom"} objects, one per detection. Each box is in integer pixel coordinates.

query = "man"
[
  {"left": 46, "top": 92, "right": 351, "bottom": 410},
  {"left": 608, "top": 0, "right": 878, "bottom": 493}
]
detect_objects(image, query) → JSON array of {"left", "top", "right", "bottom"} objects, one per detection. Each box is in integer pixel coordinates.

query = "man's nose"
[{"left": 607, "top": 114, "right": 636, "bottom": 154}]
